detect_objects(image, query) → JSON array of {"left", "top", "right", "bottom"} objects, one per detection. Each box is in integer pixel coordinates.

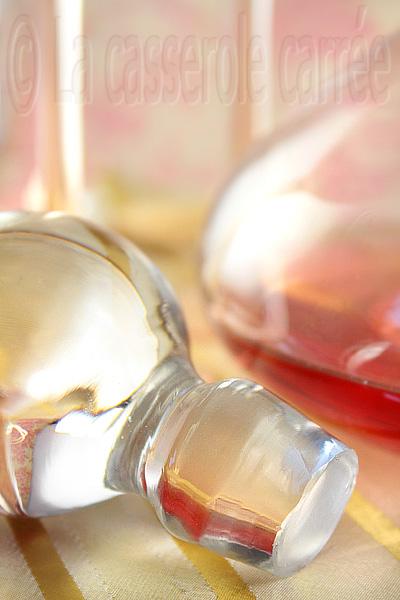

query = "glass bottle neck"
[
  {"left": 106, "top": 355, "right": 202, "bottom": 497},
  {"left": 115, "top": 361, "right": 357, "bottom": 578}
]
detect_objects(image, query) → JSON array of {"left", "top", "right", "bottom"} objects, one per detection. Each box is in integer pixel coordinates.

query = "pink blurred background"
[{"left": 0, "top": 0, "right": 398, "bottom": 237}]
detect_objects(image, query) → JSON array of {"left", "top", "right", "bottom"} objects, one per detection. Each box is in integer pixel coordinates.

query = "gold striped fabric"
[{"left": 1, "top": 490, "right": 399, "bottom": 600}]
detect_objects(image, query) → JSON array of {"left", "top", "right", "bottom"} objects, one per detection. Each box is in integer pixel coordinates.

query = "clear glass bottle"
[
  {"left": 0, "top": 211, "right": 357, "bottom": 577},
  {"left": 202, "top": 33, "right": 400, "bottom": 449}
]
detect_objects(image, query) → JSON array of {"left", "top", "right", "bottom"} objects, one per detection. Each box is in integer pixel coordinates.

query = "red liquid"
[
  {"left": 159, "top": 476, "right": 276, "bottom": 556},
  {"left": 211, "top": 229, "right": 400, "bottom": 449},
  {"left": 222, "top": 331, "right": 400, "bottom": 450}
]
